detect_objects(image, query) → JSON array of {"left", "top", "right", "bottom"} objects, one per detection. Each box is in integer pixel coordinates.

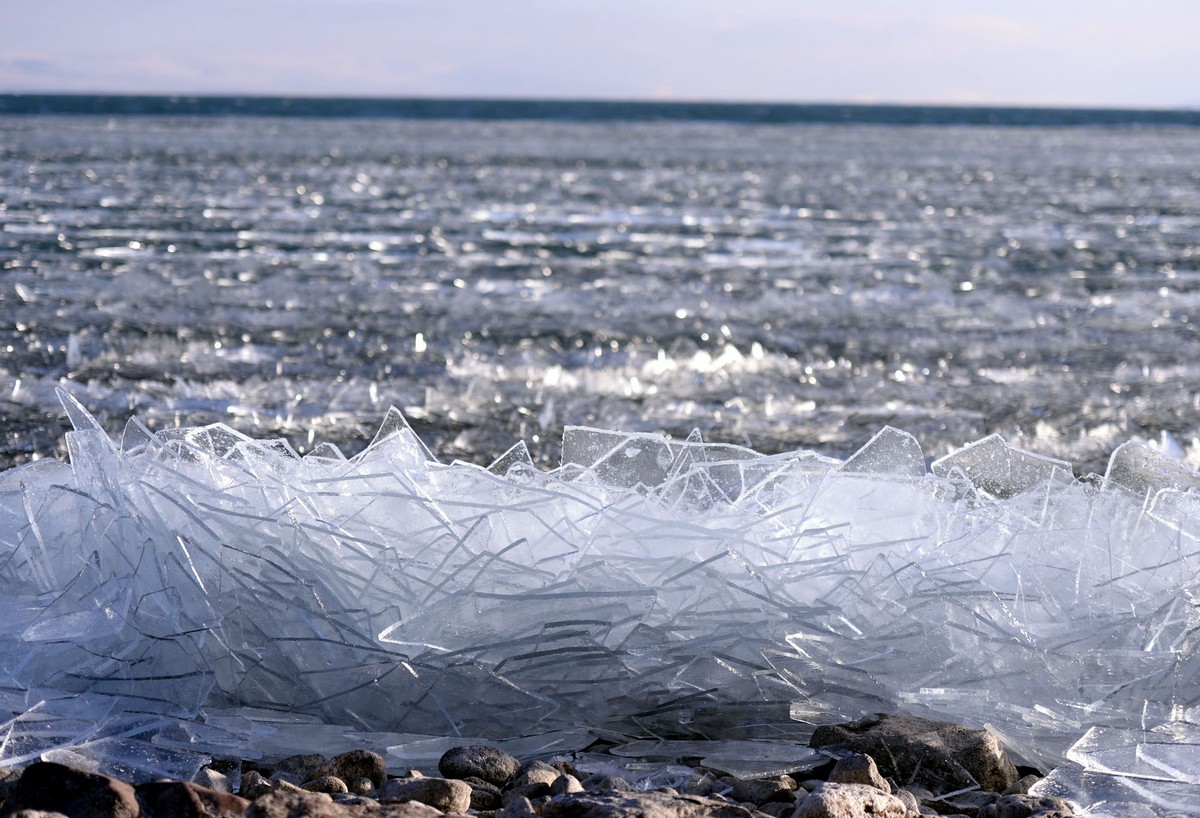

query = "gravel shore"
[{"left": 0, "top": 714, "right": 1082, "bottom": 818}]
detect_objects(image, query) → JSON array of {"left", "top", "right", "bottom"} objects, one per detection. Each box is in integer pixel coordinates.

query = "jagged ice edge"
[{"left": 1, "top": 389, "right": 1200, "bottom": 811}]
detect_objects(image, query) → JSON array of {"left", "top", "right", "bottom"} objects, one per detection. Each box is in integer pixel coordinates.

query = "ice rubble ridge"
[{"left": 3, "top": 391, "right": 1200, "bottom": 811}]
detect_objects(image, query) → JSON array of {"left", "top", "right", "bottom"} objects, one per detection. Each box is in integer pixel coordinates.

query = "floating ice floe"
[{"left": 2, "top": 390, "right": 1200, "bottom": 814}]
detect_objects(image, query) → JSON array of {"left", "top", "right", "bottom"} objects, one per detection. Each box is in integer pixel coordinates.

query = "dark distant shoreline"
[{"left": 3, "top": 93, "right": 1199, "bottom": 127}]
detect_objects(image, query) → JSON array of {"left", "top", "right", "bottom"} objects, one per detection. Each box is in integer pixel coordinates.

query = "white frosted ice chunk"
[{"left": 932, "top": 433, "right": 1072, "bottom": 497}]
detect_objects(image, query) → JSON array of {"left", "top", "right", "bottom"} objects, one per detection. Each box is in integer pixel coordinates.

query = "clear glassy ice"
[{"left": 2, "top": 391, "right": 1200, "bottom": 813}]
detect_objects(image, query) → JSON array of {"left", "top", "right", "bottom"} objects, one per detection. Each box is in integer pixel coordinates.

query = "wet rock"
[
  {"left": 303, "top": 775, "right": 350, "bottom": 794},
  {"left": 826, "top": 754, "right": 889, "bottom": 794},
  {"left": 2, "top": 762, "right": 140, "bottom": 818},
  {"left": 377, "top": 776, "right": 472, "bottom": 813},
  {"left": 541, "top": 789, "right": 768, "bottom": 818},
  {"left": 810, "top": 714, "right": 1020, "bottom": 794},
  {"left": 794, "top": 782, "right": 909, "bottom": 818},
  {"left": 323, "top": 750, "right": 388, "bottom": 790},
  {"left": 7, "top": 811, "right": 72, "bottom": 818},
  {"left": 977, "top": 794, "right": 1078, "bottom": 818},
  {"left": 727, "top": 775, "right": 796, "bottom": 805},
  {"left": 135, "top": 780, "right": 250, "bottom": 818},
  {"left": 439, "top": 746, "right": 521, "bottom": 787}
]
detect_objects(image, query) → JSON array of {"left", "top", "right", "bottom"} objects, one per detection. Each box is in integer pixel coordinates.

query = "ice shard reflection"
[{"left": 2, "top": 391, "right": 1200, "bottom": 812}]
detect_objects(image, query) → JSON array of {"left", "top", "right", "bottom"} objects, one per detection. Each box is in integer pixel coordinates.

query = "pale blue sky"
[{"left": 5, "top": 1, "right": 1198, "bottom": 108}]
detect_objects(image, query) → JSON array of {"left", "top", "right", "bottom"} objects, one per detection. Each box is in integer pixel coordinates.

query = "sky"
[{"left": 4, "top": 1, "right": 1199, "bottom": 109}]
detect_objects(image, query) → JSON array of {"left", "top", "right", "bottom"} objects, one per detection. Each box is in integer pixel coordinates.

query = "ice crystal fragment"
[
  {"left": 0, "top": 395, "right": 1199, "bottom": 814},
  {"left": 840, "top": 426, "right": 925, "bottom": 478},
  {"left": 1105, "top": 440, "right": 1200, "bottom": 500},
  {"left": 931, "top": 434, "right": 1072, "bottom": 498},
  {"left": 41, "top": 736, "right": 211, "bottom": 784}
]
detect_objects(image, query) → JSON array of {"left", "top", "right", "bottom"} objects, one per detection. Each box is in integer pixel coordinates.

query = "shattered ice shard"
[{"left": 1, "top": 391, "right": 1200, "bottom": 813}]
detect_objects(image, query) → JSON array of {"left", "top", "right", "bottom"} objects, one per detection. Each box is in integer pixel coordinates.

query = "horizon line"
[{"left": 2, "top": 90, "right": 1198, "bottom": 114}]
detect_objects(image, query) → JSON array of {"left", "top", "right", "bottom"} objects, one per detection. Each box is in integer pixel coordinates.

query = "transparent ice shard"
[
  {"left": 42, "top": 736, "right": 211, "bottom": 785},
  {"left": 931, "top": 433, "right": 1072, "bottom": 498},
  {"left": 488, "top": 440, "right": 533, "bottom": 475},
  {"left": 840, "top": 426, "right": 925, "bottom": 478},
  {"left": 561, "top": 427, "right": 674, "bottom": 488},
  {"left": 1105, "top": 440, "right": 1200, "bottom": 500}
]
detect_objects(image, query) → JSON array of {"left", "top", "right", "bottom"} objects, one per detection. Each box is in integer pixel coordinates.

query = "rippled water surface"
[{"left": 4, "top": 113, "right": 1200, "bottom": 473}]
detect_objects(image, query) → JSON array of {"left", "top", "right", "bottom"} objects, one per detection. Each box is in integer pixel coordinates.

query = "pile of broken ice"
[{"left": 3, "top": 390, "right": 1200, "bottom": 815}]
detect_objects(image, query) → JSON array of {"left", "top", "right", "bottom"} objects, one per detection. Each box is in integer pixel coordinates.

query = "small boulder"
[
  {"left": 827, "top": 754, "right": 889, "bottom": 794},
  {"left": 795, "top": 782, "right": 909, "bottom": 818},
  {"left": 439, "top": 745, "right": 521, "bottom": 787},
  {"left": 810, "top": 713, "right": 1019, "bottom": 794},
  {"left": 579, "top": 775, "right": 633, "bottom": 793},
  {"left": 193, "top": 768, "right": 232, "bottom": 794},
  {"left": 728, "top": 775, "right": 797, "bottom": 805},
  {"left": 272, "top": 754, "right": 329, "bottom": 784},
  {"left": 135, "top": 780, "right": 250, "bottom": 818},
  {"left": 302, "top": 775, "right": 350, "bottom": 794},
  {"left": 239, "top": 770, "right": 274, "bottom": 800},
  {"left": 1, "top": 762, "right": 140, "bottom": 818},
  {"left": 377, "top": 776, "right": 473, "bottom": 813},
  {"left": 509, "top": 761, "right": 560, "bottom": 790},
  {"left": 464, "top": 777, "right": 503, "bottom": 810},
  {"left": 550, "top": 774, "right": 585, "bottom": 797},
  {"left": 978, "top": 793, "right": 1078, "bottom": 818},
  {"left": 540, "top": 789, "right": 767, "bottom": 818},
  {"left": 322, "top": 750, "right": 387, "bottom": 790}
]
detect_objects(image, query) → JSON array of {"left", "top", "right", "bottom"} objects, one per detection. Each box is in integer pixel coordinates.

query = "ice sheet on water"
[{"left": 2, "top": 392, "right": 1200, "bottom": 811}]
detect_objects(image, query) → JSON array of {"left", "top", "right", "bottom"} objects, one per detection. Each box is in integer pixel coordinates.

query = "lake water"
[{"left": 4, "top": 99, "right": 1200, "bottom": 476}]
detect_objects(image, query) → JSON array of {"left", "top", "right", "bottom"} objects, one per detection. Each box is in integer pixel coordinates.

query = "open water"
[{"left": 4, "top": 97, "right": 1200, "bottom": 475}]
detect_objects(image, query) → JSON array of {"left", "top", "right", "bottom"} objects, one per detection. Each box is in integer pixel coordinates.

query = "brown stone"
[
  {"left": 550, "top": 775, "right": 585, "bottom": 797},
  {"left": 794, "top": 782, "right": 908, "bottom": 818},
  {"left": 321, "top": 751, "right": 387, "bottom": 790},
  {"left": 135, "top": 780, "right": 250, "bottom": 818},
  {"left": 376, "top": 777, "right": 472, "bottom": 813},
  {"left": 303, "top": 776, "right": 350, "bottom": 795},
  {"left": 273, "top": 755, "right": 329, "bottom": 784},
  {"left": 239, "top": 771, "right": 274, "bottom": 801},
  {"left": 826, "top": 754, "right": 889, "bottom": 795},
  {"left": 727, "top": 776, "right": 797, "bottom": 805},
  {"left": 977, "top": 794, "right": 1078, "bottom": 818},
  {"left": 810, "top": 714, "right": 1020, "bottom": 794},
  {"left": 2, "top": 762, "right": 140, "bottom": 818},
  {"left": 540, "top": 790, "right": 768, "bottom": 818}
]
